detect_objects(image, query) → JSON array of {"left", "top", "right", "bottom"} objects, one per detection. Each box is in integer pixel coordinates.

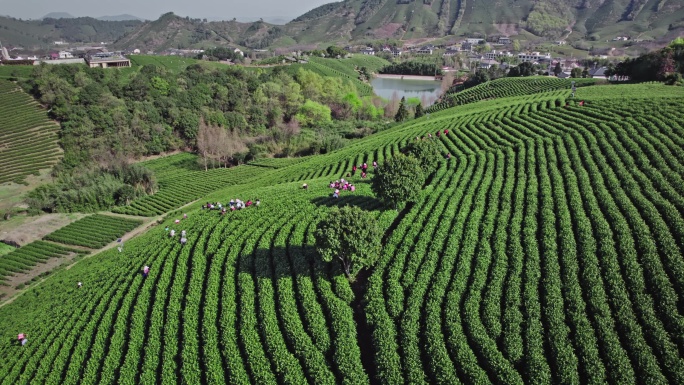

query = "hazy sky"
[{"left": 4, "top": 0, "right": 335, "bottom": 20}]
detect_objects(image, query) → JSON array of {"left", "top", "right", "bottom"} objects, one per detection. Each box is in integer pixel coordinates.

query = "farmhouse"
[
  {"left": 466, "top": 38, "right": 484, "bottom": 44},
  {"left": 588, "top": 66, "right": 608, "bottom": 78},
  {"left": 484, "top": 50, "right": 513, "bottom": 60},
  {"left": 382, "top": 46, "right": 402, "bottom": 57},
  {"left": 416, "top": 47, "right": 433, "bottom": 55},
  {"left": 518, "top": 52, "right": 551, "bottom": 63},
  {"left": 479, "top": 59, "right": 499, "bottom": 69},
  {"left": 85, "top": 52, "right": 131, "bottom": 68}
]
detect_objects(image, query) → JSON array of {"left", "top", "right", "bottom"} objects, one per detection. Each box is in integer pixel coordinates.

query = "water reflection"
[{"left": 370, "top": 77, "right": 443, "bottom": 105}]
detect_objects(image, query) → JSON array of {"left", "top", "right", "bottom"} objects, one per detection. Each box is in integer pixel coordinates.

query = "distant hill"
[
  {"left": 42, "top": 12, "right": 75, "bottom": 19},
  {"left": 284, "top": 0, "right": 684, "bottom": 43},
  {"left": 229, "top": 16, "right": 295, "bottom": 25},
  {"left": 0, "top": 15, "right": 143, "bottom": 48},
  {"left": 41, "top": 12, "right": 142, "bottom": 21},
  {"left": 110, "top": 12, "right": 295, "bottom": 52},
  {"left": 97, "top": 14, "right": 143, "bottom": 22}
]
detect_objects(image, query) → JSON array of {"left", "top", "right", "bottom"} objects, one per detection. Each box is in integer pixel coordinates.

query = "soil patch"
[
  {"left": 493, "top": 23, "right": 521, "bottom": 36},
  {"left": 374, "top": 23, "right": 403, "bottom": 39},
  {"left": 0, "top": 213, "right": 86, "bottom": 246}
]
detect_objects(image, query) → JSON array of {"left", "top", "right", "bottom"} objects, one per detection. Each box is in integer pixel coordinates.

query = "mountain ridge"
[
  {"left": 284, "top": 0, "right": 684, "bottom": 41},
  {"left": 2, "top": 2, "right": 683, "bottom": 52}
]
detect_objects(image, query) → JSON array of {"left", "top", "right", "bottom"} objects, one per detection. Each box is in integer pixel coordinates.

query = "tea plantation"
[
  {"left": 1, "top": 82, "right": 683, "bottom": 384},
  {"left": 0, "top": 80, "right": 61, "bottom": 184}
]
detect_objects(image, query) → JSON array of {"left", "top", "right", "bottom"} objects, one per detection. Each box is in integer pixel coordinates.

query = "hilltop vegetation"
[{"left": 1, "top": 81, "right": 684, "bottom": 384}]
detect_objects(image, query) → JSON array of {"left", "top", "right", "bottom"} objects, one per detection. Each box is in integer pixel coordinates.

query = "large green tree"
[
  {"left": 371, "top": 154, "right": 425, "bottom": 208},
  {"left": 394, "top": 96, "right": 409, "bottom": 122},
  {"left": 404, "top": 139, "right": 441, "bottom": 175},
  {"left": 553, "top": 62, "right": 562, "bottom": 76},
  {"left": 315, "top": 205, "right": 382, "bottom": 278},
  {"left": 414, "top": 102, "right": 424, "bottom": 118}
]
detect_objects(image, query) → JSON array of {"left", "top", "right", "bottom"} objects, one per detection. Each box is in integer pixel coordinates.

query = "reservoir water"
[{"left": 370, "top": 76, "right": 443, "bottom": 104}]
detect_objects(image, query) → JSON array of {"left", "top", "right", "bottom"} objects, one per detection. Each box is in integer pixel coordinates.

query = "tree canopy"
[
  {"left": 371, "top": 154, "right": 425, "bottom": 208},
  {"left": 379, "top": 61, "right": 442, "bottom": 76},
  {"left": 394, "top": 97, "right": 409, "bottom": 122},
  {"left": 404, "top": 139, "right": 442, "bottom": 176},
  {"left": 25, "top": 62, "right": 380, "bottom": 170},
  {"left": 314, "top": 205, "right": 382, "bottom": 278}
]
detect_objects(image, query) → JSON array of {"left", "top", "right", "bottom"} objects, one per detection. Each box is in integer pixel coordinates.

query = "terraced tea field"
[
  {"left": 0, "top": 241, "right": 85, "bottom": 284},
  {"left": 43, "top": 214, "right": 142, "bottom": 249},
  {"left": 112, "top": 153, "right": 268, "bottom": 216},
  {"left": 0, "top": 79, "right": 61, "bottom": 184},
  {"left": 428, "top": 77, "right": 597, "bottom": 112},
  {"left": 1, "top": 82, "right": 683, "bottom": 384}
]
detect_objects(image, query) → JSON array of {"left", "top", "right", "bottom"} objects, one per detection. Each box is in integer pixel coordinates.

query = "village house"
[
  {"left": 498, "top": 37, "right": 512, "bottom": 45},
  {"left": 460, "top": 42, "right": 473, "bottom": 52},
  {"left": 58, "top": 51, "right": 73, "bottom": 59},
  {"left": 85, "top": 51, "right": 131, "bottom": 68},
  {"left": 479, "top": 59, "right": 500, "bottom": 69},
  {"left": 589, "top": 66, "right": 608, "bottom": 79},
  {"left": 416, "top": 46, "right": 433, "bottom": 54},
  {"left": 466, "top": 38, "right": 484, "bottom": 45},
  {"left": 518, "top": 51, "right": 551, "bottom": 63},
  {"left": 360, "top": 47, "right": 375, "bottom": 55},
  {"left": 443, "top": 49, "right": 459, "bottom": 57},
  {"left": 381, "top": 46, "right": 402, "bottom": 57},
  {"left": 484, "top": 50, "right": 513, "bottom": 60}
]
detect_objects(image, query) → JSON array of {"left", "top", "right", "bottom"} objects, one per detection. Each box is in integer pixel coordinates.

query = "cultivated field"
[
  {"left": 285, "top": 55, "right": 389, "bottom": 97},
  {"left": 43, "top": 214, "right": 142, "bottom": 249},
  {"left": 1, "top": 82, "right": 683, "bottom": 384},
  {"left": 0, "top": 80, "right": 61, "bottom": 185},
  {"left": 112, "top": 153, "right": 269, "bottom": 216},
  {"left": 429, "top": 77, "right": 598, "bottom": 112}
]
